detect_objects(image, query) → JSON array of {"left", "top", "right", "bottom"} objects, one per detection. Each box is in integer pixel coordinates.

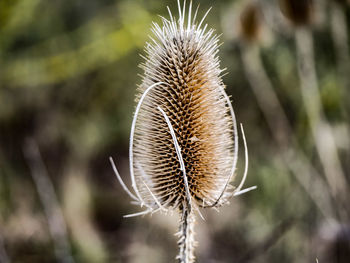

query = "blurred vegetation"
[{"left": 0, "top": 0, "right": 349, "bottom": 262}]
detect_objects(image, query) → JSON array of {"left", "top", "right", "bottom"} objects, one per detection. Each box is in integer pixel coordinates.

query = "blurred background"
[{"left": 0, "top": 0, "right": 349, "bottom": 262}]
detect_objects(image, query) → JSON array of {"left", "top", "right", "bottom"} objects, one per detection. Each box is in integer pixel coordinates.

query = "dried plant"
[
  {"left": 110, "top": 1, "right": 256, "bottom": 262},
  {"left": 279, "top": 0, "right": 314, "bottom": 26},
  {"left": 237, "top": 1, "right": 336, "bottom": 219},
  {"left": 23, "top": 139, "right": 75, "bottom": 263},
  {"left": 239, "top": 2, "right": 263, "bottom": 43},
  {"left": 278, "top": 0, "right": 349, "bottom": 216}
]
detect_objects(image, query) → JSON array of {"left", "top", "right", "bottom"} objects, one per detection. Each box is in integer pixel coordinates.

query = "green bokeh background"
[{"left": 0, "top": 0, "right": 349, "bottom": 262}]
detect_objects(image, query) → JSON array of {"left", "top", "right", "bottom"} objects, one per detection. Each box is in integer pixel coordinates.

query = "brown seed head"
[
  {"left": 239, "top": 2, "right": 262, "bottom": 42},
  {"left": 279, "top": 0, "right": 314, "bottom": 27},
  {"left": 131, "top": 3, "right": 238, "bottom": 211},
  {"left": 332, "top": 0, "right": 350, "bottom": 5}
]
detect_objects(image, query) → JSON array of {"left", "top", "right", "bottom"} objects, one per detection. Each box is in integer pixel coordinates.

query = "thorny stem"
[{"left": 177, "top": 208, "right": 196, "bottom": 263}]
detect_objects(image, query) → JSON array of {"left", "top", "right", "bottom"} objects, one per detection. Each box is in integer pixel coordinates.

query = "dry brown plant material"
[
  {"left": 332, "top": 0, "right": 350, "bottom": 6},
  {"left": 110, "top": 1, "right": 256, "bottom": 262},
  {"left": 240, "top": 2, "right": 263, "bottom": 42},
  {"left": 279, "top": 0, "right": 314, "bottom": 26}
]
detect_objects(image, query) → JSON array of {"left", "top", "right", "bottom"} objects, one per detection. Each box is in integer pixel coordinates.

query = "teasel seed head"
[
  {"left": 279, "top": 0, "right": 314, "bottom": 27},
  {"left": 110, "top": 1, "right": 256, "bottom": 262},
  {"left": 332, "top": 0, "right": 350, "bottom": 6},
  {"left": 132, "top": 1, "right": 238, "bottom": 212},
  {"left": 239, "top": 2, "right": 263, "bottom": 43}
]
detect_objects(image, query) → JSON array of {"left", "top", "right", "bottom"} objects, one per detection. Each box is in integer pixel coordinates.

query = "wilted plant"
[{"left": 110, "top": 1, "right": 256, "bottom": 262}]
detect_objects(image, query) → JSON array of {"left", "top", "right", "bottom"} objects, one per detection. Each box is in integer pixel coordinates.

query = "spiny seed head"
[{"left": 131, "top": 1, "right": 238, "bottom": 211}]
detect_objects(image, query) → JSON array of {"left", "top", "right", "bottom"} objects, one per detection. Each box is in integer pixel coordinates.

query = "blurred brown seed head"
[
  {"left": 279, "top": 0, "right": 314, "bottom": 27},
  {"left": 332, "top": 0, "right": 350, "bottom": 5},
  {"left": 239, "top": 2, "right": 262, "bottom": 42}
]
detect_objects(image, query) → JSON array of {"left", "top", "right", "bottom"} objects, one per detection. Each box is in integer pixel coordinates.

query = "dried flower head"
[
  {"left": 239, "top": 2, "right": 263, "bottom": 42},
  {"left": 332, "top": 0, "right": 350, "bottom": 5},
  {"left": 279, "top": 0, "right": 314, "bottom": 27},
  {"left": 110, "top": 1, "right": 256, "bottom": 262}
]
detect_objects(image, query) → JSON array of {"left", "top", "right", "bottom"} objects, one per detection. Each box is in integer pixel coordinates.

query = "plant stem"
[
  {"left": 0, "top": 228, "right": 10, "bottom": 263},
  {"left": 295, "top": 27, "right": 349, "bottom": 218},
  {"left": 23, "top": 139, "right": 75, "bottom": 263},
  {"left": 330, "top": 1, "right": 350, "bottom": 100},
  {"left": 177, "top": 208, "right": 196, "bottom": 263},
  {"left": 241, "top": 43, "right": 335, "bottom": 219}
]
